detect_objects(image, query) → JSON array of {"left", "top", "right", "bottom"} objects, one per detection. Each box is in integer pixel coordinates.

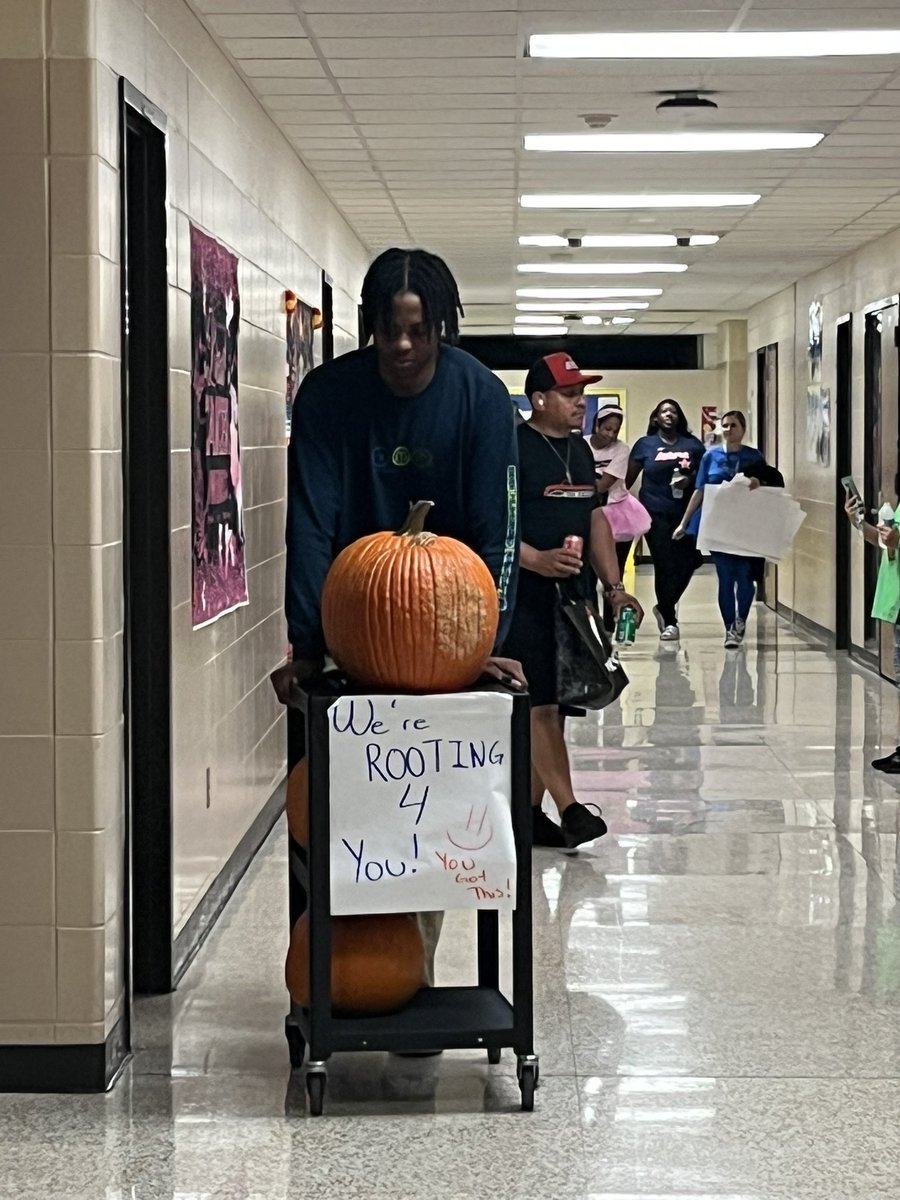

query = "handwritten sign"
[{"left": 327, "top": 692, "right": 516, "bottom": 915}]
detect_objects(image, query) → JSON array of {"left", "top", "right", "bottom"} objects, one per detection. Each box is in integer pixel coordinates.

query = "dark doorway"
[
  {"left": 321, "top": 271, "right": 334, "bottom": 363},
  {"left": 755, "top": 343, "right": 778, "bottom": 610},
  {"left": 862, "top": 302, "right": 900, "bottom": 675},
  {"left": 119, "top": 82, "right": 173, "bottom": 994},
  {"left": 835, "top": 316, "right": 852, "bottom": 651}
]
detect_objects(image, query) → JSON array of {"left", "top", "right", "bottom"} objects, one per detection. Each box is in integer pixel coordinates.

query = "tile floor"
[{"left": 6, "top": 569, "right": 900, "bottom": 1199}]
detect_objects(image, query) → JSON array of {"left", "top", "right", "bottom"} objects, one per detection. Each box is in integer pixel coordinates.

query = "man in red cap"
[{"left": 504, "top": 353, "right": 643, "bottom": 849}]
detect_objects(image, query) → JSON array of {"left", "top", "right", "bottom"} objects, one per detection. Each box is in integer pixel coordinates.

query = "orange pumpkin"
[
  {"left": 285, "top": 758, "right": 309, "bottom": 846},
  {"left": 285, "top": 912, "right": 425, "bottom": 1014},
  {"left": 321, "top": 500, "right": 499, "bottom": 693}
]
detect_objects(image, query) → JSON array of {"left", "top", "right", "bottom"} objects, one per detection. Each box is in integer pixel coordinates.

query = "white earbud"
[{"left": 536, "top": 399, "right": 543, "bottom": 407}]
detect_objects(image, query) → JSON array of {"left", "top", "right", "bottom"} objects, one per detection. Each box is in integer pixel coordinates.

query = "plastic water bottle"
[
  {"left": 878, "top": 501, "right": 896, "bottom": 547},
  {"left": 615, "top": 606, "right": 636, "bottom": 647}
]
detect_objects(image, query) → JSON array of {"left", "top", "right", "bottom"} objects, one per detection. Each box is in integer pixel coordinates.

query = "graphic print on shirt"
[
  {"left": 543, "top": 482, "right": 596, "bottom": 500},
  {"left": 372, "top": 445, "right": 434, "bottom": 470},
  {"left": 497, "top": 464, "right": 519, "bottom": 614}
]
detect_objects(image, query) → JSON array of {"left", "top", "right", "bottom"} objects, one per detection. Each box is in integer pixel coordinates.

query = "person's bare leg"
[
  {"left": 531, "top": 762, "right": 546, "bottom": 808},
  {"left": 531, "top": 705, "right": 607, "bottom": 847},
  {"left": 531, "top": 705, "right": 578, "bottom": 816}
]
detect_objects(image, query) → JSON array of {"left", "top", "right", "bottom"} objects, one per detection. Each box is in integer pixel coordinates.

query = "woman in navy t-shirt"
[
  {"left": 628, "top": 399, "right": 704, "bottom": 642},
  {"left": 674, "top": 410, "right": 763, "bottom": 649}
]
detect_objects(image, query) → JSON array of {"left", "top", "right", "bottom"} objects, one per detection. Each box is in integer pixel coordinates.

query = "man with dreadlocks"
[
  {"left": 272, "top": 247, "right": 522, "bottom": 1005},
  {"left": 274, "top": 246, "right": 521, "bottom": 692}
]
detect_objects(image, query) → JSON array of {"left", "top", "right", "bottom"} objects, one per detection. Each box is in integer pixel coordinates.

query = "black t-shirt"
[
  {"left": 516, "top": 423, "right": 598, "bottom": 603},
  {"left": 630, "top": 431, "right": 705, "bottom": 518}
]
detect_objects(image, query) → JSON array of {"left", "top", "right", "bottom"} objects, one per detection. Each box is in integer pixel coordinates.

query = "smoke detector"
[{"left": 579, "top": 112, "right": 616, "bottom": 129}]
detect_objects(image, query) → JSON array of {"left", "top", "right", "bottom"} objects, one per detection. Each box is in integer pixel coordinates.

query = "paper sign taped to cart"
[{"left": 328, "top": 692, "right": 517, "bottom": 915}]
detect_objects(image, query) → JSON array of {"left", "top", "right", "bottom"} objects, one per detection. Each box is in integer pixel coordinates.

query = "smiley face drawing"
[{"left": 446, "top": 803, "right": 494, "bottom": 851}]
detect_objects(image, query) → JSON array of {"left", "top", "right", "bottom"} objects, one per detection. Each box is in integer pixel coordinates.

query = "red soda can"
[{"left": 563, "top": 535, "right": 583, "bottom": 555}]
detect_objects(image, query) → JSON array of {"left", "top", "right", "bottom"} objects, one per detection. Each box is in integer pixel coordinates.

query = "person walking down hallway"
[
  {"left": 505, "top": 353, "right": 643, "bottom": 850},
  {"left": 675, "top": 410, "right": 763, "bottom": 650},
  {"left": 270, "top": 247, "right": 525, "bottom": 989},
  {"left": 627, "top": 399, "right": 704, "bottom": 642},
  {"left": 587, "top": 403, "right": 651, "bottom": 631},
  {"left": 844, "top": 488, "right": 900, "bottom": 772}
]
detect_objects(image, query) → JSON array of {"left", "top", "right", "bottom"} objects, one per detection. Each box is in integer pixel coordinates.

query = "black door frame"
[
  {"left": 859, "top": 298, "right": 899, "bottom": 667},
  {"left": 835, "top": 314, "right": 852, "bottom": 651},
  {"left": 119, "top": 80, "right": 174, "bottom": 994}
]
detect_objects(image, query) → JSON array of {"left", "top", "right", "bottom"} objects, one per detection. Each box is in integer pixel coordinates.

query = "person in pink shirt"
[{"left": 586, "top": 403, "right": 650, "bottom": 629}]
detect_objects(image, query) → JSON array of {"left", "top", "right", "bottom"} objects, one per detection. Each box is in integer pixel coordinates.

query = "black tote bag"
[{"left": 554, "top": 585, "right": 629, "bottom": 711}]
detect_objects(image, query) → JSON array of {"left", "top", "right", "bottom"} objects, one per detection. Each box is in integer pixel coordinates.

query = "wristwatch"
[{"left": 603, "top": 581, "right": 626, "bottom": 596}]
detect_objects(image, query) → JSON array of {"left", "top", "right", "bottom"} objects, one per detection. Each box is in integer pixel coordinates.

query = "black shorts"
[{"left": 505, "top": 584, "right": 584, "bottom": 711}]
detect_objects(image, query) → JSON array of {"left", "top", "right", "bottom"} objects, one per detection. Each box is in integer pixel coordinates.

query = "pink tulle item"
[{"left": 602, "top": 493, "right": 652, "bottom": 542}]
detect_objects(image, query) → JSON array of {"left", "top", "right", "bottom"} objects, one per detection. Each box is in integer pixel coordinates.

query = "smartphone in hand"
[{"left": 841, "top": 476, "right": 865, "bottom": 527}]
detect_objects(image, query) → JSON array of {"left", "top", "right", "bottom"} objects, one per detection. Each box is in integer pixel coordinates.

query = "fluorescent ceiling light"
[
  {"left": 528, "top": 31, "right": 900, "bottom": 59},
  {"left": 517, "top": 287, "right": 662, "bottom": 298},
  {"left": 521, "top": 193, "right": 760, "bottom": 209},
  {"left": 517, "top": 301, "right": 650, "bottom": 312},
  {"left": 580, "top": 316, "right": 604, "bottom": 325},
  {"left": 518, "top": 234, "right": 720, "bottom": 248},
  {"left": 612, "top": 317, "right": 635, "bottom": 325},
  {"left": 517, "top": 262, "right": 687, "bottom": 275},
  {"left": 514, "top": 325, "right": 568, "bottom": 335},
  {"left": 514, "top": 313, "right": 563, "bottom": 324},
  {"left": 525, "top": 132, "right": 823, "bottom": 153}
]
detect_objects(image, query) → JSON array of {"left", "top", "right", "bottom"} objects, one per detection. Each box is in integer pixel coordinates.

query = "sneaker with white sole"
[
  {"left": 724, "top": 626, "right": 740, "bottom": 649},
  {"left": 660, "top": 624, "right": 679, "bottom": 641}
]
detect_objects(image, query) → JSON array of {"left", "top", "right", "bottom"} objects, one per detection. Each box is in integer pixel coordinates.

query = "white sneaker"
[
  {"left": 660, "top": 624, "right": 680, "bottom": 641},
  {"left": 724, "top": 626, "right": 740, "bottom": 649}
]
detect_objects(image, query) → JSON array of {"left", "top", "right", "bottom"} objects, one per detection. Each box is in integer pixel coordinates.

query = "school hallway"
[{"left": 4, "top": 567, "right": 900, "bottom": 1199}]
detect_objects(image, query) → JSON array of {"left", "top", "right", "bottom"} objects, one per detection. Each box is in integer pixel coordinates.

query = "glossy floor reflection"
[{"left": 7, "top": 569, "right": 900, "bottom": 1198}]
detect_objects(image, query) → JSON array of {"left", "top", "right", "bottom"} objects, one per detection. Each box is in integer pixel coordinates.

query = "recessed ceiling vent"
[{"left": 655, "top": 90, "right": 719, "bottom": 114}]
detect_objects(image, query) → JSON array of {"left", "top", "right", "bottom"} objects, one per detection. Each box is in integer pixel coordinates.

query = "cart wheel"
[
  {"left": 487, "top": 1047, "right": 501, "bottom": 1065},
  {"left": 306, "top": 1070, "right": 326, "bottom": 1116},
  {"left": 284, "top": 1018, "right": 305, "bottom": 1069},
  {"left": 519, "top": 1063, "right": 536, "bottom": 1112}
]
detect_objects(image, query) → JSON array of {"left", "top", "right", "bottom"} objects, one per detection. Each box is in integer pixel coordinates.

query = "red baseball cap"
[{"left": 523, "top": 351, "right": 603, "bottom": 398}]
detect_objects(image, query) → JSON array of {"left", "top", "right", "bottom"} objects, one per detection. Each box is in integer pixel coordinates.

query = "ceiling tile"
[
  {"left": 206, "top": 13, "right": 304, "bottom": 37},
  {"left": 224, "top": 37, "right": 315, "bottom": 58}
]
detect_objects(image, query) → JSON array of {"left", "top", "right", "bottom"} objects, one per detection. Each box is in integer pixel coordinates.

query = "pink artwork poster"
[{"left": 190, "top": 224, "right": 249, "bottom": 628}]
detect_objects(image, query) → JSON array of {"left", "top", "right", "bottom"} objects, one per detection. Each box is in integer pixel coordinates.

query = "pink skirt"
[{"left": 602, "top": 493, "right": 652, "bottom": 542}]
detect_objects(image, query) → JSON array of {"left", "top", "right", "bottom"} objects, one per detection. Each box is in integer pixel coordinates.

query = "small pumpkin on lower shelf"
[
  {"left": 285, "top": 757, "right": 309, "bottom": 847},
  {"left": 321, "top": 499, "right": 499, "bottom": 693},
  {"left": 285, "top": 912, "right": 425, "bottom": 1015}
]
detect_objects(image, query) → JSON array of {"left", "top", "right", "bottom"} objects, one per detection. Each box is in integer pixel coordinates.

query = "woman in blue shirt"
[{"left": 674, "top": 411, "right": 763, "bottom": 649}]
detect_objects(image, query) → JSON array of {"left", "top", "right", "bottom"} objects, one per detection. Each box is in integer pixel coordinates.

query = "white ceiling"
[{"left": 187, "top": 0, "right": 900, "bottom": 336}]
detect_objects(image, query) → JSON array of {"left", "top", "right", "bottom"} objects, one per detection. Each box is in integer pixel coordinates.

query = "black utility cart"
[{"left": 284, "top": 675, "right": 538, "bottom": 1115}]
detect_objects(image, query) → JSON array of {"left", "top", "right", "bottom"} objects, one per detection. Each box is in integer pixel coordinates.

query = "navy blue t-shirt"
[
  {"left": 630, "top": 432, "right": 705, "bottom": 519},
  {"left": 286, "top": 345, "right": 519, "bottom": 657}
]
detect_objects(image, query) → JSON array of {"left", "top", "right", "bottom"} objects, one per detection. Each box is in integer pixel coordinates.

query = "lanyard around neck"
[{"left": 534, "top": 428, "right": 572, "bottom": 483}]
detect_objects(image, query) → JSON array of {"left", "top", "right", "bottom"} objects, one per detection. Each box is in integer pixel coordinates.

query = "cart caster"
[
  {"left": 516, "top": 1053, "right": 540, "bottom": 1109},
  {"left": 306, "top": 1064, "right": 327, "bottom": 1116},
  {"left": 518, "top": 1063, "right": 536, "bottom": 1111},
  {"left": 284, "top": 1017, "right": 306, "bottom": 1069},
  {"left": 487, "top": 1047, "right": 502, "bottom": 1065}
]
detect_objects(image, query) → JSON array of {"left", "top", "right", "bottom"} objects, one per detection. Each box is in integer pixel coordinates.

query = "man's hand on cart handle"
[
  {"left": 270, "top": 655, "right": 326, "bottom": 706},
  {"left": 481, "top": 655, "right": 527, "bottom": 689}
]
